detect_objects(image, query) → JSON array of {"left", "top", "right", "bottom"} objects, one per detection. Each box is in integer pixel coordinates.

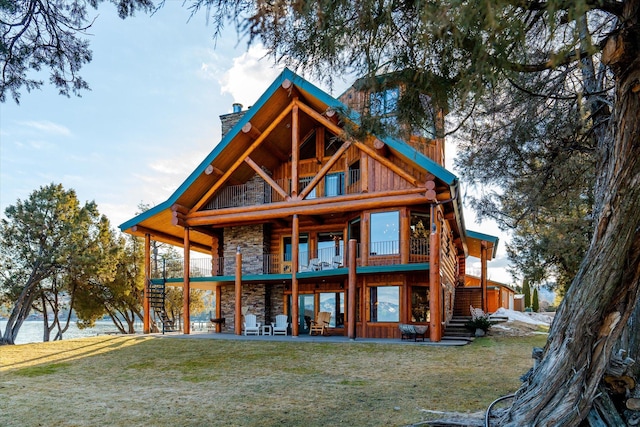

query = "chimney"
[{"left": 220, "top": 103, "right": 246, "bottom": 138}]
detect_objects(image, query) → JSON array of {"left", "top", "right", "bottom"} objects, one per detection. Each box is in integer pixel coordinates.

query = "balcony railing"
[
  {"left": 203, "top": 171, "right": 363, "bottom": 210},
  {"left": 151, "top": 238, "right": 429, "bottom": 280}
]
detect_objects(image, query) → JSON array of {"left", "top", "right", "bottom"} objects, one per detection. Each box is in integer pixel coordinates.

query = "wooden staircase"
[
  {"left": 443, "top": 316, "right": 474, "bottom": 340},
  {"left": 148, "top": 281, "right": 175, "bottom": 333}
]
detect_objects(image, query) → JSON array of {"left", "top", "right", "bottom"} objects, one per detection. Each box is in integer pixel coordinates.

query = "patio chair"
[
  {"left": 309, "top": 311, "right": 331, "bottom": 336},
  {"left": 271, "top": 314, "right": 289, "bottom": 336},
  {"left": 301, "top": 258, "right": 321, "bottom": 272},
  {"left": 243, "top": 314, "right": 261, "bottom": 336},
  {"left": 331, "top": 256, "right": 343, "bottom": 269}
]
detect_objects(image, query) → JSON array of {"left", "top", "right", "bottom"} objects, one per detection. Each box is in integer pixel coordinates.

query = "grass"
[{"left": 0, "top": 334, "right": 547, "bottom": 427}]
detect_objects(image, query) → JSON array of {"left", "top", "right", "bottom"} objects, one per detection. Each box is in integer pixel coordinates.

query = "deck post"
[
  {"left": 481, "top": 241, "right": 488, "bottom": 312},
  {"left": 429, "top": 206, "right": 442, "bottom": 342},
  {"left": 143, "top": 233, "right": 151, "bottom": 334},
  {"left": 348, "top": 239, "right": 357, "bottom": 340},
  {"left": 291, "top": 214, "right": 299, "bottom": 336},
  {"left": 183, "top": 227, "right": 191, "bottom": 335},
  {"left": 235, "top": 247, "right": 242, "bottom": 335}
]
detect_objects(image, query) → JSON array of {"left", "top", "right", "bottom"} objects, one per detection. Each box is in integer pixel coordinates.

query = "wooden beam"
[
  {"left": 291, "top": 214, "right": 299, "bottom": 337},
  {"left": 190, "top": 100, "right": 295, "bottom": 213},
  {"left": 298, "top": 140, "right": 352, "bottom": 200},
  {"left": 130, "top": 225, "right": 211, "bottom": 253},
  {"left": 244, "top": 156, "right": 290, "bottom": 201},
  {"left": 348, "top": 238, "right": 356, "bottom": 340},
  {"left": 186, "top": 192, "right": 429, "bottom": 227},
  {"left": 373, "top": 138, "right": 389, "bottom": 157},
  {"left": 205, "top": 164, "right": 224, "bottom": 176},
  {"left": 353, "top": 141, "right": 421, "bottom": 187},
  {"left": 189, "top": 187, "right": 425, "bottom": 219},
  {"left": 241, "top": 121, "right": 262, "bottom": 139},
  {"left": 294, "top": 99, "right": 346, "bottom": 138}
]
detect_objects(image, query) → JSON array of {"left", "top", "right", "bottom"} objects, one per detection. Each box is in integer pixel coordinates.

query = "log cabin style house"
[{"left": 119, "top": 68, "right": 500, "bottom": 341}]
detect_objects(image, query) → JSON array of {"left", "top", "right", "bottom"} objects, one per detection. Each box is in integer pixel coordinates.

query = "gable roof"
[{"left": 119, "top": 68, "right": 488, "bottom": 256}]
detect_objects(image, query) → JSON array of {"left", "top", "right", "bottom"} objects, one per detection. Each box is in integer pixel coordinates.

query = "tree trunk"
[{"left": 500, "top": 2, "right": 640, "bottom": 425}]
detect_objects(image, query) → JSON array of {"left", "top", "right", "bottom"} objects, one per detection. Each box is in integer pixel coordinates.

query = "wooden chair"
[
  {"left": 243, "top": 314, "right": 261, "bottom": 336},
  {"left": 309, "top": 311, "right": 331, "bottom": 336},
  {"left": 271, "top": 314, "right": 289, "bottom": 336}
]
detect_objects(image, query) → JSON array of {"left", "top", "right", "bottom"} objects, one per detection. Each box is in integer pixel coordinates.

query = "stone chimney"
[{"left": 220, "top": 103, "right": 246, "bottom": 138}]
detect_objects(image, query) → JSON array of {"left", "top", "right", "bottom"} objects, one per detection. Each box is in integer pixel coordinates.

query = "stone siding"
[{"left": 218, "top": 282, "right": 286, "bottom": 333}]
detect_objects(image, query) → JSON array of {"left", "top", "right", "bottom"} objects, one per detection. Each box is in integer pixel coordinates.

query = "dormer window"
[{"left": 370, "top": 87, "right": 399, "bottom": 119}]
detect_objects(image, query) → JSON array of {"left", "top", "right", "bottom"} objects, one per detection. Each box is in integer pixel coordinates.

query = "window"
[
  {"left": 318, "top": 232, "right": 344, "bottom": 266},
  {"left": 348, "top": 217, "right": 361, "bottom": 258},
  {"left": 411, "top": 287, "right": 430, "bottom": 323},
  {"left": 299, "top": 176, "right": 316, "bottom": 199},
  {"left": 370, "top": 87, "right": 399, "bottom": 117},
  {"left": 324, "top": 134, "right": 341, "bottom": 157},
  {"left": 370, "top": 286, "right": 400, "bottom": 322},
  {"left": 325, "top": 172, "right": 344, "bottom": 197},
  {"left": 370, "top": 211, "right": 399, "bottom": 255},
  {"left": 300, "top": 132, "right": 316, "bottom": 160},
  {"left": 348, "top": 160, "right": 360, "bottom": 186},
  {"left": 283, "top": 234, "right": 309, "bottom": 266},
  {"left": 410, "top": 212, "right": 430, "bottom": 256},
  {"left": 320, "top": 292, "right": 345, "bottom": 327}
]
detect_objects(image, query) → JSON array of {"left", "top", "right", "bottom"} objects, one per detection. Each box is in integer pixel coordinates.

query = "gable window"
[
  {"left": 370, "top": 211, "right": 399, "bottom": 255},
  {"left": 325, "top": 173, "right": 344, "bottom": 197},
  {"left": 348, "top": 160, "right": 360, "bottom": 185},
  {"left": 324, "top": 133, "right": 341, "bottom": 157},
  {"left": 300, "top": 131, "right": 316, "bottom": 160},
  {"left": 299, "top": 176, "right": 316, "bottom": 199},
  {"left": 370, "top": 87, "right": 399, "bottom": 129}
]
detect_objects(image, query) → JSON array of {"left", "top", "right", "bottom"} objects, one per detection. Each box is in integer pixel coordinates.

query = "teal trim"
[
  {"left": 357, "top": 263, "right": 429, "bottom": 274},
  {"left": 148, "top": 264, "right": 429, "bottom": 285}
]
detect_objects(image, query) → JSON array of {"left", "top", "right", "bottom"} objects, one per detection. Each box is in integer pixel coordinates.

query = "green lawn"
[{"left": 0, "top": 334, "right": 547, "bottom": 427}]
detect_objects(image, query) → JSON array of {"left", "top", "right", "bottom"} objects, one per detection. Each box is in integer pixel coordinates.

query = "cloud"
[
  {"left": 19, "top": 120, "right": 72, "bottom": 137},
  {"left": 218, "top": 44, "right": 283, "bottom": 108}
]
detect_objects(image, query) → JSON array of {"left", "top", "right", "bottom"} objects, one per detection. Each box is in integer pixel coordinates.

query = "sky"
[{"left": 0, "top": 1, "right": 514, "bottom": 285}]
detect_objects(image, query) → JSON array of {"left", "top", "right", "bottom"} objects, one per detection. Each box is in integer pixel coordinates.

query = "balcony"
[{"left": 151, "top": 238, "right": 430, "bottom": 280}]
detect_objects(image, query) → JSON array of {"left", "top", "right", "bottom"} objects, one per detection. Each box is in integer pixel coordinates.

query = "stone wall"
[
  {"left": 218, "top": 283, "right": 287, "bottom": 333},
  {"left": 223, "top": 224, "right": 270, "bottom": 275}
]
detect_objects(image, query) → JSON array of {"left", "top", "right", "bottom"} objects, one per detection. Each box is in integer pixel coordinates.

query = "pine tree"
[
  {"left": 532, "top": 288, "right": 540, "bottom": 313},
  {"left": 523, "top": 280, "right": 531, "bottom": 310}
]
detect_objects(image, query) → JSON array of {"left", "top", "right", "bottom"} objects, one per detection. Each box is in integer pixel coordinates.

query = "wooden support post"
[
  {"left": 348, "top": 239, "right": 357, "bottom": 340},
  {"left": 361, "top": 152, "right": 369, "bottom": 193},
  {"left": 143, "top": 233, "right": 151, "bottom": 334},
  {"left": 215, "top": 285, "right": 222, "bottom": 333},
  {"left": 183, "top": 227, "right": 191, "bottom": 335},
  {"left": 481, "top": 241, "right": 488, "bottom": 313},
  {"left": 291, "top": 214, "right": 299, "bottom": 336},
  {"left": 291, "top": 103, "right": 299, "bottom": 198},
  {"left": 429, "top": 206, "right": 442, "bottom": 342},
  {"left": 361, "top": 214, "right": 369, "bottom": 266},
  {"left": 235, "top": 246, "right": 242, "bottom": 335},
  {"left": 401, "top": 209, "right": 410, "bottom": 264}
]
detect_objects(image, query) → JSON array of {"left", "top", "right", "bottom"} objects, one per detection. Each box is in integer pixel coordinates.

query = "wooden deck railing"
[{"left": 151, "top": 238, "right": 429, "bottom": 279}]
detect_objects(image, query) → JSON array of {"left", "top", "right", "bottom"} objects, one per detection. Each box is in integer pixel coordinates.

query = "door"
[{"left": 293, "top": 294, "right": 314, "bottom": 334}]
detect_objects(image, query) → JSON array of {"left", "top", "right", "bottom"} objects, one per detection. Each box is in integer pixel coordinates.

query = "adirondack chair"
[
  {"left": 301, "top": 258, "right": 321, "bottom": 272},
  {"left": 243, "top": 314, "right": 261, "bottom": 336},
  {"left": 331, "top": 256, "right": 343, "bottom": 269},
  {"left": 309, "top": 311, "right": 331, "bottom": 336},
  {"left": 271, "top": 314, "right": 289, "bottom": 336}
]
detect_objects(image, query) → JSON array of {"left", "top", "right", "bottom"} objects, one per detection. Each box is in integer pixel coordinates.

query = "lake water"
[{"left": 0, "top": 320, "right": 136, "bottom": 345}]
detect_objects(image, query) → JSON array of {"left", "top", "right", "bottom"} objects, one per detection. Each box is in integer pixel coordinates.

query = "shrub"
[{"left": 465, "top": 306, "right": 493, "bottom": 332}]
